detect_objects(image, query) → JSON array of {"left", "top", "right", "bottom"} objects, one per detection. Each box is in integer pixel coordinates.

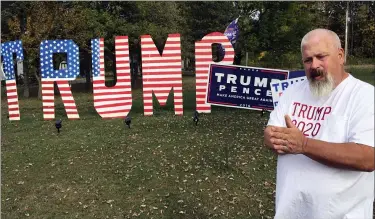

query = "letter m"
[{"left": 141, "top": 34, "right": 183, "bottom": 116}]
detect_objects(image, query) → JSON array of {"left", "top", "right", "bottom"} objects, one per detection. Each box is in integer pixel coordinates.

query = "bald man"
[{"left": 264, "top": 28, "right": 374, "bottom": 218}]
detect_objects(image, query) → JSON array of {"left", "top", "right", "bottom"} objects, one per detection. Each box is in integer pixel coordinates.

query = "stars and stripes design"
[
  {"left": 40, "top": 40, "right": 80, "bottom": 120},
  {"left": 40, "top": 40, "right": 79, "bottom": 80},
  {"left": 195, "top": 32, "right": 235, "bottom": 113},
  {"left": 1, "top": 40, "right": 24, "bottom": 120},
  {"left": 42, "top": 80, "right": 79, "bottom": 120},
  {"left": 141, "top": 34, "right": 183, "bottom": 116},
  {"left": 5, "top": 80, "right": 20, "bottom": 120},
  {"left": 1, "top": 40, "right": 24, "bottom": 80},
  {"left": 91, "top": 37, "right": 132, "bottom": 118}
]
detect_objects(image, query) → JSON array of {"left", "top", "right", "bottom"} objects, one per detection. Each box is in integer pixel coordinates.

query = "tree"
[
  {"left": 1, "top": 2, "right": 32, "bottom": 97},
  {"left": 177, "top": 2, "right": 238, "bottom": 66},
  {"left": 3, "top": 2, "right": 114, "bottom": 97},
  {"left": 350, "top": 1, "right": 375, "bottom": 58}
]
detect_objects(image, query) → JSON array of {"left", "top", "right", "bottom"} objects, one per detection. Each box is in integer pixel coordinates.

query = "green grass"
[
  {"left": 2, "top": 66, "right": 374, "bottom": 219},
  {"left": 347, "top": 65, "right": 375, "bottom": 85},
  {"left": 2, "top": 77, "right": 277, "bottom": 219}
]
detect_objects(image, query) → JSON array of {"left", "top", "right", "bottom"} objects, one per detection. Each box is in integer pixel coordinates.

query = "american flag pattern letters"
[
  {"left": 40, "top": 40, "right": 80, "bottom": 120},
  {"left": 140, "top": 34, "right": 183, "bottom": 116},
  {"left": 195, "top": 32, "right": 235, "bottom": 113},
  {"left": 91, "top": 37, "right": 132, "bottom": 119},
  {"left": 1, "top": 40, "right": 24, "bottom": 120}
]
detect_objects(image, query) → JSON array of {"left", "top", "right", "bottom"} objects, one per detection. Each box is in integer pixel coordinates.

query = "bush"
[
  {"left": 346, "top": 56, "right": 375, "bottom": 65},
  {"left": 243, "top": 51, "right": 303, "bottom": 70}
]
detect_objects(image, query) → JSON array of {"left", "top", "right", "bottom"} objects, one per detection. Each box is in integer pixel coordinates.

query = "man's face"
[{"left": 301, "top": 36, "right": 344, "bottom": 97}]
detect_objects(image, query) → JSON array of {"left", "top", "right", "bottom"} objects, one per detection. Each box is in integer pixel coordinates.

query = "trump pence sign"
[{"left": 206, "top": 64, "right": 288, "bottom": 111}]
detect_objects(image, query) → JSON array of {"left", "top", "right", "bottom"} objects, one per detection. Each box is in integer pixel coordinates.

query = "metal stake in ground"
[
  {"left": 55, "top": 119, "right": 62, "bottom": 133},
  {"left": 193, "top": 111, "right": 199, "bottom": 126},
  {"left": 124, "top": 116, "right": 132, "bottom": 129}
]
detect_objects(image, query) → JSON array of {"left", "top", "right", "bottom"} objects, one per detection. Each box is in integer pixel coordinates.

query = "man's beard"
[{"left": 307, "top": 68, "right": 335, "bottom": 98}]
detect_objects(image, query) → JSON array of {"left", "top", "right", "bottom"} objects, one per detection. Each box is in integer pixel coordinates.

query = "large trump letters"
[
  {"left": 1, "top": 41, "right": 24, "bottom": 120},
  {"left": 91, "top": 37, "right": 132, "bottom": 119},
  {"left": 1, "top": 32, "right": 234, "bottom": 120},
  {"left": 40, "top": 40, "right": 80, "bottom": 120}
]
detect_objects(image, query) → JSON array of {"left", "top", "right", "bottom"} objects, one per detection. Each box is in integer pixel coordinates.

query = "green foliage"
[
  {"left": 178, "top": 2, "right": 238, "bottom": 60},
  {"left": 346, "top": 65, "right": 375, "bottom": 85},
  {"left": 1, "top": 1, "right": 374, "bottom": 73},
  {"left": 350, "top": 2, "right": 375, "bottom": 58},
  {"left": 346, "top": 56, "right": 375, "bottom": 65}
]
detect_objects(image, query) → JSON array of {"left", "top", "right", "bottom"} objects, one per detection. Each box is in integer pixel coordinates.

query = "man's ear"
[{"left": 338, "top": 48, "right": 345, "bottom": 65}]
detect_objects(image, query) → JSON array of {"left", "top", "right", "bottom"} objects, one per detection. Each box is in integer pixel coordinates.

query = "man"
[{"left": 264, "top": 28, "right": 374, "bottom": 219}]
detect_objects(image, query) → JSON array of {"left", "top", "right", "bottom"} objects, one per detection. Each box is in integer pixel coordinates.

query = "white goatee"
[{"left": 308, "top": 72, "right": 335, "bottom": 98}]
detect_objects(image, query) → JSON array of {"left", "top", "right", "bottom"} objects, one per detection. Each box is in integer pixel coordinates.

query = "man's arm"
[
  {"left": 270, "top": 115, "right": 375, "bottom": 172},
  {"left": 303, "top": 138, "right": 375, "bottom": 172},
  {"left": 303, "top": 88, "right": 375, "bottom": 172}
]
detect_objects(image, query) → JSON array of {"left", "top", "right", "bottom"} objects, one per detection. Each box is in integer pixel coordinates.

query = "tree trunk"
[
  {"left": 34, "top": 70, "right": 42, "bottom": 99},
  {"left": 19, "top": 11, "right": 30, "bottom": 98},
  {"left": 23, "top": 60, "right": 30, "bottom": 98},
  {"left": 85, "top": 68, "right": 91, "bottom": 91},
  {"left": 82, "top": 50, "right": 92, "bottom": 91}
]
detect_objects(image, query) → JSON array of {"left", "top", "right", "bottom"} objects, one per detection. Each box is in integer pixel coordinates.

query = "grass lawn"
[
  {"left": 346, "top": 65, "right": 375, "bottom": 85},
  {"left": 1, "top": 66, "right": 374, "bottom": 219}
]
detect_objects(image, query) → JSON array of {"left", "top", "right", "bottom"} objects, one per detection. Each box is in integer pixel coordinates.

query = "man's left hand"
[{"left": 270, "top": 115, "right": 307, "bottom": 154}]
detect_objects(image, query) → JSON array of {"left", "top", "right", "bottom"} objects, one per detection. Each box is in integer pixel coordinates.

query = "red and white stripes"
[
  {"left": 141, "top": 34, "right": 183, "bottom": 116},
  {"left": 5, "top": 79, "right": 20, "bottom": 120},
  {"left": 42, "top": 80, "right": 79, "bottom": 120},
  {"left": 195, "top": 32, "right": 235, "bottom": 113},
  {"left": 93, "top": 37, "right": 132, "bottom": 119}
]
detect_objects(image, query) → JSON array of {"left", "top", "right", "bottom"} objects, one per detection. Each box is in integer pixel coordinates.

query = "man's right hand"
[{"left": 264, "top": 126, "right": 286, "bottom": 154}]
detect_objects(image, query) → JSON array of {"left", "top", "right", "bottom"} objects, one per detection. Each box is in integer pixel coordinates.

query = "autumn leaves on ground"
[
  {"left": 1, "top": 67, "right": 374, "bottom": 219},
  {"left": 1, "top": 76, "right": 275, "bottom": 219}
]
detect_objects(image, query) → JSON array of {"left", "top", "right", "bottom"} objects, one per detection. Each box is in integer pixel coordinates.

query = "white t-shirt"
[{"left": 267, "top": 74, "right": 374, "bottom": 219}]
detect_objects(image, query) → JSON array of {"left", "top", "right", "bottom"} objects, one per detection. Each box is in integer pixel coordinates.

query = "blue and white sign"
[
  {"left": 270, "top": 76, "right": 307, "bottom": 107},
  {"left": 206, "top": 64, "right": 289, "bottom": 111},
  {"left": 289, "top": 70, "right": 306, "bottom": 79}
]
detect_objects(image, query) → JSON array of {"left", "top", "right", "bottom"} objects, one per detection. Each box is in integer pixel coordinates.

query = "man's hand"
[
  {"left": 264, "top": 125, "right": 286, "bottom": 154},
  {"left": 270, "top": 115, "right": 307, "bottom": 154}
]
